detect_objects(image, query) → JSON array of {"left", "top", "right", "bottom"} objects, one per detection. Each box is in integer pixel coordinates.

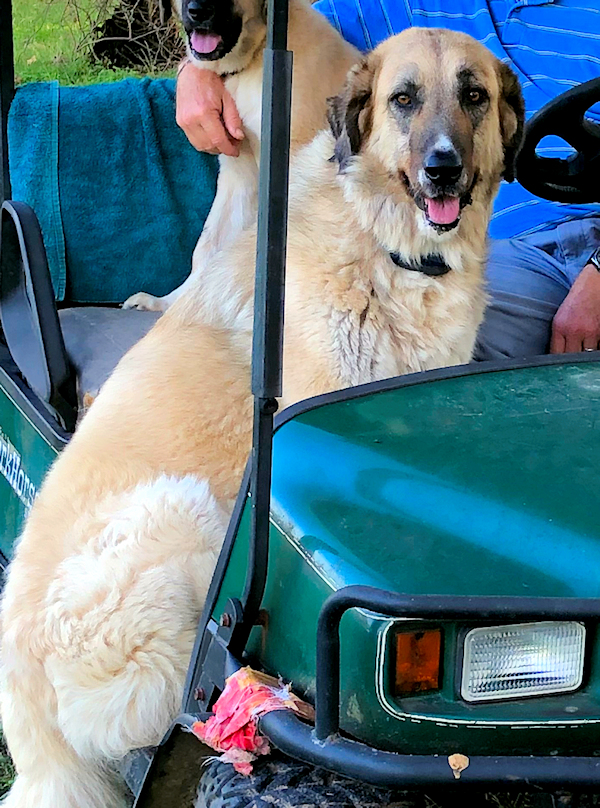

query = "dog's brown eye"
[
  {"left": 395, "top": 94, "right": 412, "bottom": 107},
  {"left": 468, "top": 89, "right": 482, "bottom": 104}
]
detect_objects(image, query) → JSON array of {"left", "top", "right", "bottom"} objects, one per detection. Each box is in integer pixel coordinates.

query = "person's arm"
[
  {"left": 550, "top": 253, "right": 600, "bottom": 353},
  {"left": 176, "top": 61, "right": 245, "bottom": 157},
  {"left": 175, "top": 0, "right": 411, "bottom": 156}
]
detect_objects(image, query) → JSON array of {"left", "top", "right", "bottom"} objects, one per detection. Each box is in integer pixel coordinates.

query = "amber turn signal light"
[{"left": 394, "top": 628, "right": 441, "bottom": 696}]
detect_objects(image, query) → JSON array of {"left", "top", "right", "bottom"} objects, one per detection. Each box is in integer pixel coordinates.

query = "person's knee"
[
  {"left": 475, "top": 290, "right": 559, "bottom": 361},
  {"left": 485, "top": 236, "right": 567, "bottom": 298},
  {"left": 474, "top": 231, "right": 573, "bottom": 360}
]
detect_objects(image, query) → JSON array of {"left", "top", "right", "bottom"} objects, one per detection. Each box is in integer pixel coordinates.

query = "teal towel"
[{"left": 8, "top": 78, "right": 218, "bottom": 303}]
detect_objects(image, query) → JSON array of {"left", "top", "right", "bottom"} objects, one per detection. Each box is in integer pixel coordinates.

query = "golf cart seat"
[
  {"left": 58, "top": 307, "right": 160, "bottom": 405},
  {"left": 0, "top": 78, "right": 219, "bottom": 429},
  {"left": 0, "top": 200, "right": 160, "bottom": 429}
]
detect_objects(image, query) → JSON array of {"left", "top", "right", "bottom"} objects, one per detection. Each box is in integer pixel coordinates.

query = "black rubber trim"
[
  {"left": 260, "top": 710, "right": 600, "bottom": 788},
  {"left": 242, "top": 0, "right": 293, "bottom": 653},
  {"left": 0, "top": 201, "right": 76, "bottom": 430},
  {"left": 274, "top": 352, "right": 600, "bottom": 433}
]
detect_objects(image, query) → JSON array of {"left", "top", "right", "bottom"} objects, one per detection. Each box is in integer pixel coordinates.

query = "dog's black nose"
[
  {"left": 424, "top": 150, "right": 463, "bottom": 186},
  {"left": 186, "top": 0, "right": 206, "bottom": 23}
]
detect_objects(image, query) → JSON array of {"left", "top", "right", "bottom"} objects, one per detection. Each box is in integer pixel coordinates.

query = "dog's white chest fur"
[
  {"left": 328, "top": 267, "right": 478, "bottom": 388},
  {"left": 225, "top": 68, "right": 263, "bottom": 156}
]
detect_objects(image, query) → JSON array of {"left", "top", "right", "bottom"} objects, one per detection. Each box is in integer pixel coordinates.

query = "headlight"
[{"left": 461, "top": 621, "right": 585, "bottom": 702}]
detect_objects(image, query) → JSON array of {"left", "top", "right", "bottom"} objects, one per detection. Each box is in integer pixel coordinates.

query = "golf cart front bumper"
[
  {"left": 257, "top": 585, "right": 600, "bottom": 789},
  {"left": 135, "top": 584, "right": 600, "bottom": 806},
  {"left": 261, "top": 709, "right": 600, "bottom": 788}
]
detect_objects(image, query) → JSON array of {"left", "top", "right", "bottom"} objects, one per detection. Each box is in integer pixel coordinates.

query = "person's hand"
[
  {"left": 550, "top": 262, "right": 600, "bottom": 353},
  {"left": 176, "top": 62, "right": 245, "bottom": 157}
]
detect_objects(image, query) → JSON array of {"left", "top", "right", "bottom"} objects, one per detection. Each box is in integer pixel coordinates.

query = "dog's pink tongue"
[
  {"left": 425, "top": 197, "right": 460, "bottom": 225},
  {"left": 191, "top": 32, "right": 222, "bottom": 53}
]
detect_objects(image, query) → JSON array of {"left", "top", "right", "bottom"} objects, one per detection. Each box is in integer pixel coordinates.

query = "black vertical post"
[
  {"left": 0, "top": 0, "right": 15, "bottom": 205},
  {"left": 236, "top": 0, "right": 292, "bottom": 652}
]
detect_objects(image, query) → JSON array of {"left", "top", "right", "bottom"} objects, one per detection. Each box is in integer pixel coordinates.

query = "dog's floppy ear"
[
  {"left": 497, "top": 61, "right": 525, "bottom": 182},
  {"left": 327, "top": 57, "right": 376, "bottom": 170}
]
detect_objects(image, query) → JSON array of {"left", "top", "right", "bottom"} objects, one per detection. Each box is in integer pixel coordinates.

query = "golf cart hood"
[
  {"left": 271, "top": 358, "right": 600, "bottom": 599},
  {"left": 213, "top": 357, "right": 600, "bottom": 757}
]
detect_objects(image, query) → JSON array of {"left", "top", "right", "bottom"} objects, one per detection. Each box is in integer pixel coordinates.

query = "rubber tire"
[{"left": 195, "top": 753, "right": 424, "bottom": 808}]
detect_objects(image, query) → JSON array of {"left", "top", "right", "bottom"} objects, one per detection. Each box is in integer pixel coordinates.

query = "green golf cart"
[{"left": 2, "top": 0, "right": 600, "bottom": 803}]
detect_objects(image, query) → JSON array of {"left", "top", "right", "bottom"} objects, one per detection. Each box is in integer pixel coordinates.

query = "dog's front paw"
[{"left": 122, "top": 292, "right": 168, "bottom": 312}]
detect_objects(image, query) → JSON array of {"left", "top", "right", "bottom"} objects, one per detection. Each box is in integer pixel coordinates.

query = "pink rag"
[{"left": 191, "top": 667, "right": 315, "bottom": 775}]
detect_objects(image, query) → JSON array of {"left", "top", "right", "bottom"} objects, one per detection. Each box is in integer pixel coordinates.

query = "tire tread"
[{"left": 195, "top": 754, "right": 423, "bottom": 808}]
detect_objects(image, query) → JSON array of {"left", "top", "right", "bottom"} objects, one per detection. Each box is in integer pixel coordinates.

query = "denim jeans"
[{"left": 475, "top": 218, "right": 600, "bottom": 360}]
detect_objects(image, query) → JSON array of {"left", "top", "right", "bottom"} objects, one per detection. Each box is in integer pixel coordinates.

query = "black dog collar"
[{"left": 389, "top": 252, "right": 451, "bottom": 277}]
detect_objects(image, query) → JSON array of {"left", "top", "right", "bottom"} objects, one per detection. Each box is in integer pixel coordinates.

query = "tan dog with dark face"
[
  {"left": 330, "top": 28, "right": 522, "bottom": 236},
  {"left": 184, "top": 27, "right": 524, "bottom": 388},
  {"left": 0, "top": 30, "right": 523, "bottom": 808}
]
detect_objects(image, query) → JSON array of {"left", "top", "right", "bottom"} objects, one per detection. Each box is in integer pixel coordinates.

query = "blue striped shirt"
[{"left": 312, "top": 0, "right": 600, "bottom": 239}]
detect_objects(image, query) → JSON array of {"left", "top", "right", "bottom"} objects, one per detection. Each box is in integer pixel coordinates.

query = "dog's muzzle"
[
  {"left": 419, "top": 146, "right": 466, "bottom": 229},
  {"left": 183, "top": 0, "right": 232, "bottom": 59}
]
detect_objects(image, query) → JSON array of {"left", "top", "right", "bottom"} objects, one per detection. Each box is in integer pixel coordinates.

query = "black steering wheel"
[{"left": 516, "top": 77, "right": 600, "bottom": 203}]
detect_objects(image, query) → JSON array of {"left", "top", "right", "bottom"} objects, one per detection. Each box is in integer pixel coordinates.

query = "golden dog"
[
  {"left": 0, "top": 28, "right": 523, "bottom": 808},
  {"left": 123, "top": 0, "right": 358, "bottom": 312}
]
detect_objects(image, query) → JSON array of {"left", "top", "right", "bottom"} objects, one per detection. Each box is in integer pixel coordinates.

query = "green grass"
[
  {"left": 12, "top": 0, "right": 155, "bottom": 85},
  {"left": 0, "top": 733, "right": 15, "bottom": 797}
]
